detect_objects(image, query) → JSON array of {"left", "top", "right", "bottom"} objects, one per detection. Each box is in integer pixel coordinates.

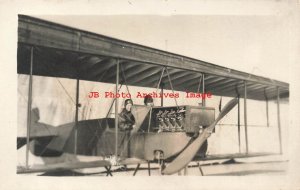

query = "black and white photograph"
[{"left": 1, "top": 0, "right": 300, "bottom": 189}]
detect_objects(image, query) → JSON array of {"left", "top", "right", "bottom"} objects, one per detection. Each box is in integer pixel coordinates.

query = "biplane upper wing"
[{"left": 17, "top": 15, "right": 289, "bottom": 101}]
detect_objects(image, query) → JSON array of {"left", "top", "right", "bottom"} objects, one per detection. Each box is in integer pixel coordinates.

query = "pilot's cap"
[
  {"left": 144, "top": 94, "right": 153, "bottom": 105},
  {"left": 125, "top": 99, "right": 133, "bottom": 106}
]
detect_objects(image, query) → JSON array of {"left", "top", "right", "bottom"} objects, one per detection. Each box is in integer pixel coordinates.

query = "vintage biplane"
[{"left": 17, "top": 15, "right": 289, "bottom": 176}]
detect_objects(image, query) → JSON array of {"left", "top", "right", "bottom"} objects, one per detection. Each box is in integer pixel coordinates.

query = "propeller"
[{"left": 162, "top": 97, "right": 239, "bottom": 175}]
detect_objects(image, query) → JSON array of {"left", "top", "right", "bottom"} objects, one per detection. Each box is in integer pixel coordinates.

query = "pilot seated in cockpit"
[{"left": 144, "top": 94, "right": 154, "bottom": 107}]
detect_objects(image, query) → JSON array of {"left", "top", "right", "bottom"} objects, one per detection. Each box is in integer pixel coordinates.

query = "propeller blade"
[{"left": 162, "top": 97, "right": 238, "bottom": 175}]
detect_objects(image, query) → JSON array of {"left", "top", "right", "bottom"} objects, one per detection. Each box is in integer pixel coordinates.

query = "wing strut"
[
  {"left": 237, "top": 96, "right": 241, "bottom": 153},
  {"left": 115, "top": 59, "right": 120, "bottom": 158},
  {"left": 165, "top": 67, "right": 178, "bottom": 108},
  {"left": 244, "top": 81, "right": 249, "bottom": 154},
  {"left": 235, "top": 85, "right": 241, "bottom": 153},
  {"left": 277, "top": 87, "right": 283, "bottom": 154},
  {"left": 263, "top": 88, "right": 269, "bottom": 128},
  {"left": 25, "top": 46, "right": 34, "bottom": 169},
  {"left": 74, "top": 32, "right": 82, "bottom": 155},
  {"left": 196, "top": 74, "right": 202, "bottom": 94},
  {"left": 155, "top": 67, "right": 165, "bottom": 106},
  {"left": 202, "top": 74, "right": 205, "bottom": 106},
  {"left": 74, "top": 79, "right": 80, "bottom": 155}
]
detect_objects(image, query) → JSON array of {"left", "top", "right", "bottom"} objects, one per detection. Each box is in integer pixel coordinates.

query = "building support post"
[
  {"left": 277, "top": 87, "right": 283, "bottom": 154},
  {"left": 244, "top": 81, "right": 249, "bottom": 154},
  {"left": 26, "top": 47, "right": 34, "bottom": 168}
]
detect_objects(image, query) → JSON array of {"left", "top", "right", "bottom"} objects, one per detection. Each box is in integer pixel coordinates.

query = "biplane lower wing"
[
  {"left": 17, "top": 160, "right": 111, "bottom": 174},
  {"left": 119, "top": 158, "right": 148, "bottom": 165},
  {"left": 194, "top": 152, "right": 280, "bottom": 162},
  {"left": 17, "top": 157, "right": 148, "bottom": 174}
]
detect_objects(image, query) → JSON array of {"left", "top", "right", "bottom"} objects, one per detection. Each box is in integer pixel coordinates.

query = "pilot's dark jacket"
[{"left": 118, "top": 108, "right": 135, "bottom": 131}]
